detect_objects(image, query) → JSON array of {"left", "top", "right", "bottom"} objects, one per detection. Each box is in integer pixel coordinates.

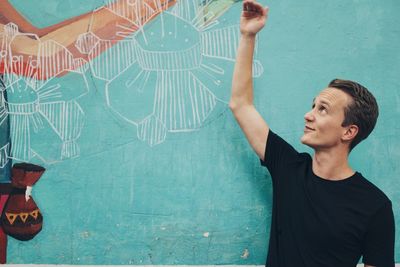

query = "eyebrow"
[{"left": 312, "top": 97, "right": 331, "bottom": 107}]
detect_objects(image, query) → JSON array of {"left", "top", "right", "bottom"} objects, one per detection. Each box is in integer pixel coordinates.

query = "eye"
[{"left": 318, "top": 105, "right": 328, "bottom": 113}]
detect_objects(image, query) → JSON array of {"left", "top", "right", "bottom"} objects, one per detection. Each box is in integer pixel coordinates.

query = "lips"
[{"left": 304, "top": 126, "right": 315, "bottom": 132}]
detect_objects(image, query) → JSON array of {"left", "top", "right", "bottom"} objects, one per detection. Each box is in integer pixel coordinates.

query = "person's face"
[{"left": 301, "top": 88, "right": 354, "bottom": 150}]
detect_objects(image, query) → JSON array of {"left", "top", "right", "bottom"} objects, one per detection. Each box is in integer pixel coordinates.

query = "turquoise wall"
[
  {"left": 1, "top": 0, "right": 399, "bottom": 264},
  {"left": 8, "top": 0, "right": 106, "bottom": 28}
]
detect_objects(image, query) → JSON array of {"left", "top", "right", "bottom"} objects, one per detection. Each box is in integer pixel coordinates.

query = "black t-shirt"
[{"left": 260, "top": 130, "right": 395, "bottom": 267}]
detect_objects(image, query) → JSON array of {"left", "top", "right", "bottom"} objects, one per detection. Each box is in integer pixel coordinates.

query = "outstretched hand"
[{"left": 240, "top": 0, "right": 269, "bottom": 36}]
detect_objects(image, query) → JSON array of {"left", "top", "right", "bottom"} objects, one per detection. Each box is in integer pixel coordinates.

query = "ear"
[{"left": 342, "top": 125, "right": 359, "bottom": 142}]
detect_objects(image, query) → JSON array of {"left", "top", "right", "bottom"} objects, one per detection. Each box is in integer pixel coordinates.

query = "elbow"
[
  {"left": 229, "top": 100, "right": 238, "bottom": 112},
  {"left": 229, "top": 99, "right": 252, "bottom": 115},
  {"left": 229, "top": 99, "right": 244, "bottom": 113}
]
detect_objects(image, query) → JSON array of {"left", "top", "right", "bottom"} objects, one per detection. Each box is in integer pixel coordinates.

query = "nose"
[{"left": 304, "top": 109, "right": 314, "bottom": 122}]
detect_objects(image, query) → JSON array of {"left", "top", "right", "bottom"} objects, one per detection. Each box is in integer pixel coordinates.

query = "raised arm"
[{"left": 229, "top": 0, "right": 270, "bottom": 161}]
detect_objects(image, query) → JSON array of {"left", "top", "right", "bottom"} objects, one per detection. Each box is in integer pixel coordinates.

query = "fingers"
[
  {"left": 263, "top": 6, "right": 269, "bottom": 17},
  {"left": 242, "top": 0, "right": 269, "bottom": 17}
]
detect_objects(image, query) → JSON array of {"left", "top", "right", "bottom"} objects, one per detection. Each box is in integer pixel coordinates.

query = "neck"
[{"left": 312, "top": 147, "right": 354, "bottom": 181}]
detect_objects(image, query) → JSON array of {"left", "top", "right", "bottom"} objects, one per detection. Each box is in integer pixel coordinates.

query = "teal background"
[
  {"left": 0, "top": 78, "right": 12, "bottom": 182},
  {"left": 2, "top": 0, "right": 400, "bottom": 264},
  {"left": 8, "top": 0, "right": 106, "bottom": 28}
]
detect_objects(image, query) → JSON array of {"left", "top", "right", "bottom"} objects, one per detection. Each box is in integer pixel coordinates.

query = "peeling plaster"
[{"left": 241, "top": 249, "right": 249, "bottom": 259}]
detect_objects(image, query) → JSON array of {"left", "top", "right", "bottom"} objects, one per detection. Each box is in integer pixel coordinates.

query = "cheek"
[
  {"left": 321, "top": 121, "right": 344, "bottom": 137},
  {"left": 318, "top": 119, "right": 340, "bottom": 135}
]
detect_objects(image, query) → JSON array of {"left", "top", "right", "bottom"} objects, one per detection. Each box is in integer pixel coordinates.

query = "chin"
[
  {"left": 301, "top": 136, "right": 314, "bottom": 148},
  {"left": 300, "top": 135, "right": 308, "bottom": 145}
]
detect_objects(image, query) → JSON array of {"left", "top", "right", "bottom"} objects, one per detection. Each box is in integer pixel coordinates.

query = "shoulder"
[
  {"left": 266, "top": 130, "right": 302, "bottom": 157},
  {"left": 264, "top": 130, "right": 307, "bottom": 163},
  {"left": 353, "top": 173, "right": 391, "bottom": 208},
  {"left": 261, "top": 130, "right": 310, "bottom": 173}
]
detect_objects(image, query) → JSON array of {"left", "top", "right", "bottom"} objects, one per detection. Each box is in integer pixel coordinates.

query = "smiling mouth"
[{"left": 304, "top": 126, "right": 315, "bottom": 132}]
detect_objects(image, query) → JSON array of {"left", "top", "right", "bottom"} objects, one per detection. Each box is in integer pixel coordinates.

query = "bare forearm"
[
  {"left": 228, "top": 0, "right": 269, "bottom": 160},
  {"left": 230, "top": 34, "right": 257, "bottom": 110}
]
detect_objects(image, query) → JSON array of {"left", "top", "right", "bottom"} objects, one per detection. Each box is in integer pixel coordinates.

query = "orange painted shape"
[
  {"left": 0, "top": 0, "right": 177, "bottom": 79},
  {"left": 30, "top": 209, "right": 39, "bottom": 220},
  {"left": 19, "top": 212, "right": 29, "bottom": 223},
  {"left": 0, "top": 0, "right": 90, "bottom": 37},
  {"left": 5, "top": 213, "right": 16, "bottom": 225}
]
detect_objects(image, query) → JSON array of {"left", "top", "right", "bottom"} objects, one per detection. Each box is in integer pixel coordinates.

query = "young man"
[{"left": 229, "top": 1, "right": 395, "bottom": 267}]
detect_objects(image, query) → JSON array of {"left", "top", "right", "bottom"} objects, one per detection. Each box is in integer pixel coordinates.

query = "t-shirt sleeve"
[
  {"left": 362, "top": 200, "right": 395, "bottom": 267},
  {"left": 260, "top": 130, "right": 301, "bottom": 176}
]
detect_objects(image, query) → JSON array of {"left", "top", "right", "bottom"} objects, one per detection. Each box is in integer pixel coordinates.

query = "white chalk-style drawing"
[
  {"left": 0, "top": 23, "right": 88, "bottom": 164},
  {"left": 0, "top": 80, "right": 10, "bottom": 168},
  {"left": 0, "top": 77, "right": 7, "bottom": 126},
  {"left": 78, "top": 0, "right": 264, "bottom": 146},
  {"left": 0, "top": 0, "right": 263, "bottom": 154},
  {"left": 0, "top": 143, "right": 9, "bottom": 169}
]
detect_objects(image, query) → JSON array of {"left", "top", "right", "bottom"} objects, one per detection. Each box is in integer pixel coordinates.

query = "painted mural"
[
  {"left": 2, "top": 0, "right": 397, "bottom": 265},
  {"left": 0, "top": 0, "right": 260, "bottom": 165}
]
